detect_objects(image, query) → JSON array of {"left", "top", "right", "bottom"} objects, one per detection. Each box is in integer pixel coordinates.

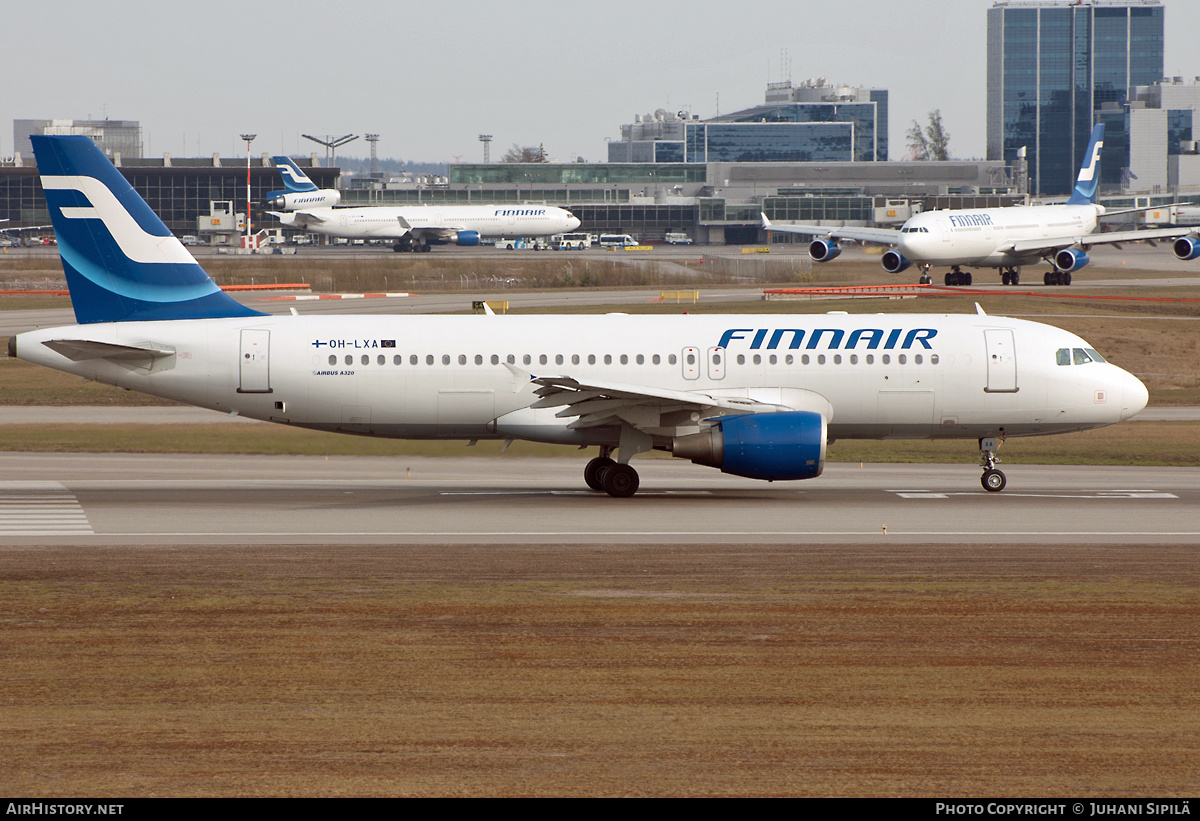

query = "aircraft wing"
[
  {"left": 761, "top": 214, "right": 900, "bottom": 245},
  {"left": 521, "top": 371, "right": 831, "bottom": 437},
  {"left": 1006, "top": 226, "right": 1199, "bottom": 256}
]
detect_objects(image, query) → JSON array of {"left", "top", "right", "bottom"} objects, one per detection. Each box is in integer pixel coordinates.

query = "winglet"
[
  {"left": 761, "top": 213, "right": 773, "bottom": 230},
  {"left": 31, "top": 135, "right": 266, "bottom": 324},
  {"left": 1067, "top": 123, "right": 1104, "bottom": 205}
]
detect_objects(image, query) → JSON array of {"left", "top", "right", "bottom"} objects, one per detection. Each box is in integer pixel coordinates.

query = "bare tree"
[
  {"left": 907, "top": 110, "right": 951, "bottom": 161},
  {"left": 500, "top": 143, "right": 549, "bottom": 163}
]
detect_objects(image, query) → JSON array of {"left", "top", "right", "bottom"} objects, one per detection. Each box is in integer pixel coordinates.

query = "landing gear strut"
[
  {"left": 979, "top": 435, "right": 1006, "bottom": 492},
  {"left": 584, "top": 446, "right": 641, "bottom": 498}
]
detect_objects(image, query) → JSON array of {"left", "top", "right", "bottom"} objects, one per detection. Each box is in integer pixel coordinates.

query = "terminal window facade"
[{"left": 685, "top": 123, "right": 854, "bottom": 164}]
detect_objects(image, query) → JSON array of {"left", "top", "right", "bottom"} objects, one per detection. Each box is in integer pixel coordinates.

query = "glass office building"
[{"left": 987, "top": 1, "right": 1164, "bottom": 195}]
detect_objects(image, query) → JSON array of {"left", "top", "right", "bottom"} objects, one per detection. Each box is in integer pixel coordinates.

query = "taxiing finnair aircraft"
[
  {"left": 12, "top": 136, "right": 1148, "bottom": 497},
  {"left": 264, "top": 156, "right": 341, "bottom": 211},
  {"left": 267, "top": 156, "right": 581, "bottom": 252},
  {"left": 763, "top": 125, "right": 1200, "bottom": 286}
]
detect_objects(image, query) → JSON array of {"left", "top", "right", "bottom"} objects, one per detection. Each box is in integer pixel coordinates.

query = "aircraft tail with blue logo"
[
  {"left": 31, "top": 135, "right": 265, "bottom": 325},
  {"left": 271, "top": 156, "right": 319, "bottom": 193},
  {"left": 1066, "top": 124, "right": 1104, "bottom": 205}
]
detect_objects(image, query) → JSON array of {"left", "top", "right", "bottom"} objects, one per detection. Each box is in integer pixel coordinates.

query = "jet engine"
[
  {"left": 1053, "top": 248, "right": 1090, "bottom": 273},
  {"left": 671, "top": 411, "right": 826, "bottom": 481},
  {"left": 452, "top": 230, "right": 481, "bottom": 246},
  {"left": 1173, "top": 237, "right": 1200, "bottom": 260},
  {"left": 881, "top": 250, "right": 912, "bottom": 274},
  {"left": 265, "top": 190, "right": 341, "bottom": 210},
  {"left": 809, "top": 239, "right": 842, "bottom": 262}
]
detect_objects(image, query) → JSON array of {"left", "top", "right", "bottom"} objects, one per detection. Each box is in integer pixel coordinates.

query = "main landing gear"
[
  {"left": 1000, "top": 266, "right": 1021, "bottom": 286},
  {"left": 979, "top": 435, "right": 1006, "bottom": 492},
  {"left": 584, "top": 448, "right": 640, "bottom": 498},
  {"left": 1044, "top": 270, "right": 1072, "bottom": 286},
  {"left": 944, "top": 266, "right": 973, "bottom": 286},
  {"left": 393, "top": 238, "right": 432, "bottom": 253}
]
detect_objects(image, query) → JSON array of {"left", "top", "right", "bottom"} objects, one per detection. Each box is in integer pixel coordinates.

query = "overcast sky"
[{"left": 6, "top": 0, "right": 1200, "bottom": 164}]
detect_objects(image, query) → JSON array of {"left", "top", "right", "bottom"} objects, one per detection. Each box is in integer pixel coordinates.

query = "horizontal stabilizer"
[{"left": 43, "top": 338, "right": 176, "bottom": 363}]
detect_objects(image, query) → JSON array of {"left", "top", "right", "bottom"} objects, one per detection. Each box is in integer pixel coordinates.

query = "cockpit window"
[
  {"left": 1085, "top": 348, "right": 1107, "bottom": 363},
  {"left": 1056, "top": 348, "right": 1071, "bottom": 366},
  {"left": 1072, "top": 348, "right": 1092, "bottom": 365}
]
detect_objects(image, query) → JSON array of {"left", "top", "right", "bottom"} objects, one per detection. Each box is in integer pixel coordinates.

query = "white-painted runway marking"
[
  {"left": 889, "top": 489, "right": 1178, "bottom": 499},
  {"left": 0, "top": 481, "right": 93, "bottom": 535}
]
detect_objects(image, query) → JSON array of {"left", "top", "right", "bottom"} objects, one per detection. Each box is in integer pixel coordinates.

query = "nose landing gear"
[{"left": 979, "top": 435, "right": 1006, "bottom": 492}]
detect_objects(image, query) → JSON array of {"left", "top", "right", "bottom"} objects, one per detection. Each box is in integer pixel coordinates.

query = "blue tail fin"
[
  {"left": 272, "top": 156, "right": 319, "bottom": 193},
  {"left": 31, "top": 135, "right": 265, "bottom": 324},
  {"left": 1066, "top": 124, "right": 1104, "bottom": 205}
]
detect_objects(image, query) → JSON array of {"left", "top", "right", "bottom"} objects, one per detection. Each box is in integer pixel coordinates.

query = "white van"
[{"left": 599, "top": 234, "right": 637, "bottom": 247}]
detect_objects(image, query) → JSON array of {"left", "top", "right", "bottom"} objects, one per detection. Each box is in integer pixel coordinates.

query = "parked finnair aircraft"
[
  {"left": 12, "top": 136, "right": 1148, "bottom": 497},
  {"left": 266, "top": 157, "right": 581, "bottom": 252},
  {"left": 264, "top": 156, "right": 341, "bottom": 211},
  {"left": 763, "top": 125, "right": 1200, "bottom": 286}
]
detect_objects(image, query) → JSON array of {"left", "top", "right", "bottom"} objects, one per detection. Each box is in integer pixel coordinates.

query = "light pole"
[{"left": 240, "top": 133, "right": 256, "bottom": 247}]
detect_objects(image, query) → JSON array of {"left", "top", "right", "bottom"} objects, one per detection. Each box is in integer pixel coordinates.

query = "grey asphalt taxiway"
[{"left": 1, "top": 453, "right": 1196, "bottom": 546}]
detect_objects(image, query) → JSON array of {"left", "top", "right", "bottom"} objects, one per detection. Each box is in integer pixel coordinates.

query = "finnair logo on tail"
[
  {"left": 1077, "top": 139, "right": 1103, "bottom": 183},
  {"left": 42, "top": 176, "right": 195, "bottom": 264},
  {"left": 274, "top": 158, "right": 317, "bottom": 191}
]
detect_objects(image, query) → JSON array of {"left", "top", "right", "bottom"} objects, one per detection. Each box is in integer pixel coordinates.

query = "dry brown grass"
[{"left": 2, "top": 543, "right": 1196, "bottom": 796}]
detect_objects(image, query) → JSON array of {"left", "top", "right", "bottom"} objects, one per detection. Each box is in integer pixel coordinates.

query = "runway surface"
[{"left": 1, "top": 453, "right": 1196, "bottom": 546}]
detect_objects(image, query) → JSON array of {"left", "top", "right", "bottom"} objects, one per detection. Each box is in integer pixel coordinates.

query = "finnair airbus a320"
[
  {"left": 11, "top": 136, "right": 1148, "bottom": 496},
  {"left": 763, "top": 125, "right": 1200, "bottom": 286},
  {"left": 266, "top": 155, "right": 581, "bottom": 252}
]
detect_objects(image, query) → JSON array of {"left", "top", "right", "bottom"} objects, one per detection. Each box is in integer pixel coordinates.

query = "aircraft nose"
[
  {"left": 568, "top": 214, "right": 581, "bottom": 230},
  {"left": 1117, "top": 368, "right": 1149, "bottom": 421}
]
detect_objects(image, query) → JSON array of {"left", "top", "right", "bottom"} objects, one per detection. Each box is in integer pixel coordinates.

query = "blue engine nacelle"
[
  {"left": 452, "top": 230, "right": 481, "bottom": 246},
  {"left": 1053, "top": 248, "right": 1090, "bottom": 273},
  {"left": 808, "top": 239, "right": 842, "bottom": 263},
  {"left": 881, "top": 250, "right": 911, "bottom": 274},
  {"left": 1173, "top": 237, "right": 1200, "bottom": 260},
  {"left": 671, "top": 411, "right": 826, "bottom": 481}
]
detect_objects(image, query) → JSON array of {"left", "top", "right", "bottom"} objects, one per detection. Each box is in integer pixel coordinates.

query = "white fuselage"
[
  {"left": 15, "top": 313, "right": 1146, "bottom": 446},
  {"left": 281, "top": 204, "right": 581, "bottom": 241},
  {"left": 896, "top": 203, "right": 1102, "bottom": 267}
]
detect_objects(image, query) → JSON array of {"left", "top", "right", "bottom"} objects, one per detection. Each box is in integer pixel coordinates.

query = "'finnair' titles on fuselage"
[
  {"left": 895, "top": 202, "right": 1099, "bottom": 267},
  {"left": 274, "top": 203, "right": 581, "bottom": 240},
  {"left": 14, "top": 311, "right": 1146, "bottom": 444}
]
